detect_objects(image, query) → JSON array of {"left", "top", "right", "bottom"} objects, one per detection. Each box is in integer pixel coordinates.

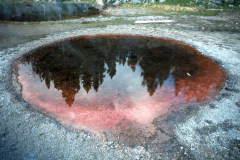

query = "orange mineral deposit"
[{"left": 14, "top": 35, "right": 226, "bottom": 133}]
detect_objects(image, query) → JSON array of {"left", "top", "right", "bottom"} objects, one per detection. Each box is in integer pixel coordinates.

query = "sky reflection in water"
[{"left": 16, "top": 35, "right": 226, "bottom": 132}]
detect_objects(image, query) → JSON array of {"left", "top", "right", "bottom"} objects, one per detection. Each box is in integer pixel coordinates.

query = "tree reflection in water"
[{"left": 16, "top": 35, "right": 226, "bottom": 132}]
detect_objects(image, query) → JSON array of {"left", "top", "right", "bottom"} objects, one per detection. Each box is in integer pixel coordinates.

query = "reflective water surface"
[{"left": 15, "top": 35, "right": 226, "bottom": 133}]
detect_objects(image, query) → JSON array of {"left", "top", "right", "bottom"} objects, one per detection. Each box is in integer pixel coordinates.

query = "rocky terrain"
[
  {"left": 0, "top": 3, "right": 240, "bottom": 160},
  {"left": 0, "top": 3, "right": 99, "bottom": 21}
]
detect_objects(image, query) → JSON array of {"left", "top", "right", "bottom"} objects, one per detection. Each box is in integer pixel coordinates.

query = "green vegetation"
[
  {"left": 121, "top": 0, "right": 240, "bottom": 16},
  {"left": 0, "top": 0, "right": 239, "bottom": 16},
  {"left": 23, "top": 18, "right": 134, "bottom": 27},
  {"left": 122, "top": 3, "right": 219, "bottom": 16},
  {"left": 161, "top": 0, "right": 195, "bottom": 6}
]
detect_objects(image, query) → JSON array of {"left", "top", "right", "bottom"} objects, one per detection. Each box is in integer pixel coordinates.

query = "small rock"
[
  {"left": 208, "top": 1, "right": 218, "bottom": 7},
  {"left": 209, "top": 103, "right": 216, "bottom": 108},
  {"left": 96, "top": 0, "right": 104, "bottom": 6},
  {"left": 132, "top": 0, "right": 142, "bottom": 4},
  {"left": 221, "top": 93, "right": 231, "bottom": 98},
  {"left": 208, "top": 0, "right": 224, "bottom": 7},
  {"left": 113, "top": 0, "right": 121, "bottom": 6},
  {"left": 225, "top": 87, "right": 239, "bottom": 93},
  {"left": 196, "top": 0, "right": 203, "bottom": 3},
  {"left": 214, "top": 0, "right": 224, "bottom": 5},
  {"left": 235, "top": 101, "right": 240, "bottom": 107},
  {"left": 159, "top": 0, "right": 166, "bottom": 3},
  {"left": 205, "top": 120, "right": 213, "bottom": 124},
  {"left": 199, "top": 5, "right": 206, "bottom": 9}
]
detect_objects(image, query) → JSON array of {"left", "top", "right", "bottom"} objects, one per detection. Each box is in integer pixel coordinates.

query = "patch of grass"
[
  {"left": 42, "top": 21, "right": 71, "bottom": 25},
  {"left": 123, "top": 0, "right": 240, "bottom": 15},
  {"left": 96, "top": 19, "right": 133, "bottom": 25},
  {"left": 158, "top": 0, "right": 194, "bottom": 6},
  {"left": 219, "top": 3, "right": 240, "bottom": 10},
  {"left": 23, "top": 22, "right": 39, "bottom": 25},
  {"left": 122, "top": 3, "right": 219, "bottom": 16},
  {"left": 80, "top": 18, "right": 134, "bottom": 28},
  {"left": 63, "top": 18, "right": 134, "bottom": 28},
  {"left": 23, "top": 21, "right": 65, "bottom": 25},
  {"left": 22, "top": 18, "right": 133, "bottom": 27},
  {"left": 62, "top": 0, "right": 94, "bottom": 4}
]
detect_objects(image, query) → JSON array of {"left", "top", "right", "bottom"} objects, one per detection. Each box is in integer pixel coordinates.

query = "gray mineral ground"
[{"left": 0, "top": 0, "right": 240, "bottom": 160}]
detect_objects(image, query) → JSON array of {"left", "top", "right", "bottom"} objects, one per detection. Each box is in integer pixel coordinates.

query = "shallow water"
[{"left": 15, "top": 35, "right": 226, "bottom": 133}]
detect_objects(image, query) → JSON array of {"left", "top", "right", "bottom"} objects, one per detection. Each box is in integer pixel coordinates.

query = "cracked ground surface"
[{"left": 0, "top": 6, "right": 240, "bottom": 160}]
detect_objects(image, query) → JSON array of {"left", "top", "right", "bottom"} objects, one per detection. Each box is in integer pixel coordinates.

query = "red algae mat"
[{"left": 14, "top": 35, "right": 226, "bottom": 136}]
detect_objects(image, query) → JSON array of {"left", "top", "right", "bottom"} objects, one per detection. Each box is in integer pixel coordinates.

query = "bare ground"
[{"left": 0, "top": 6, "right": 239, "bottom": 160}]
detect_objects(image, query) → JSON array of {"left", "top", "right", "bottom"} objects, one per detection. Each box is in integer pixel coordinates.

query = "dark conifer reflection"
[{"left": 22, "top": 35, "right": 212, "bottom": 106}]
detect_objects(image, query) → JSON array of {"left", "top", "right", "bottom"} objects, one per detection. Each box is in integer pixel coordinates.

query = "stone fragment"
[
  {"left": 199, "top": 5, "right": 206, "bottom": 9},
  {"left": 113, "top": 0, "right": 121, "bottom": 6},
  {"left": 196, "top": 0, "right": 203, "bottom": 3},
  {"left": 132, "top": 0, "right": 142, "bottom": 4},
  {"left": 151, "top": 0, "right": 156, "bottom": 3},
  {"left": 96, "top": 0, "right": 104, "bottom": 6},
  {"left": 212, "top": 0, "right": 224, "bottom": 5},
  {"left": 235, "top": 101, "right": 240, "bottom": 108},
  {"left": 208, "top": 1, "right": 218, "bottom": 7}
]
